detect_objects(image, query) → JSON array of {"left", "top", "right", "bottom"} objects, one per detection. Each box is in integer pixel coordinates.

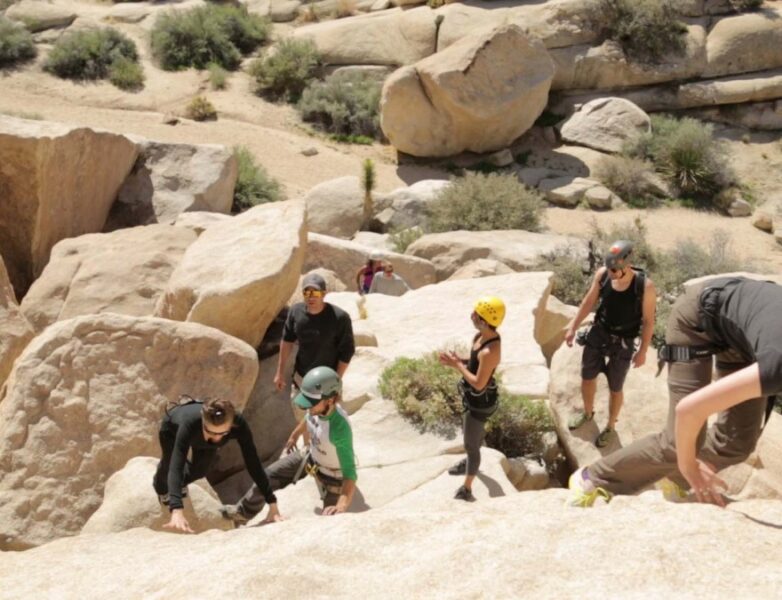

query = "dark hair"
[{"left": 202, "top": 398, "right": 236, "bottom": 426}]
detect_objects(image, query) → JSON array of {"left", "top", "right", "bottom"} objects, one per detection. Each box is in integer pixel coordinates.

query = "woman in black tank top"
[{"left": 439, "top": 296, "right": 504, "bottom": 502}]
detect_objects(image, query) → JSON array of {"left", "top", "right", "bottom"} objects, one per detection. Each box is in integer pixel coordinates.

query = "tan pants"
[{"left": 589, "top": 281, "right": 767, "bottom": 495}]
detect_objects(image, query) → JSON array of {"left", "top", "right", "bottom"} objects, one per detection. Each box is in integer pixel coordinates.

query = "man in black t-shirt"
[{"left": 273, "top": 272, "right": 355, "bottom": 392}]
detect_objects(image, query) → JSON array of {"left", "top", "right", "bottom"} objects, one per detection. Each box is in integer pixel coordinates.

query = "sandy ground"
[{"left": 1, "top": 0, "right": 782, "bottom": 272}]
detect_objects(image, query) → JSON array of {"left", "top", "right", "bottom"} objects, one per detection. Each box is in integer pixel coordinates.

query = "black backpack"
[{"left": 595, "top": 268, "right": 646, "bottom": 337}]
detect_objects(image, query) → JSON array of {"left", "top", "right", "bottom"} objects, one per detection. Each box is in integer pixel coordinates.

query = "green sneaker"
[
  {"left": 656, "top": 478, "right": 689, "bottom": 503},
  {"left": 567, "top": 411, "right": 594, "bottom": 431},
  {"left": 566, "top": 467, "right": 612, "bottom": 508},
  {"left": 595, "top": 426, "right": 616, "bottom": 448}
]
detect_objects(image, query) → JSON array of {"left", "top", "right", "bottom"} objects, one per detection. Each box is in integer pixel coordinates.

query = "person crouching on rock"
[
  {"left": 153, "top": 396, "right": 282, "bottom": 533},
  {"left": 221, "top": 366, "right": 358, "bottom": 525},
  {"left": 439, "top": 296, "right": 504, "bottom": 502}
]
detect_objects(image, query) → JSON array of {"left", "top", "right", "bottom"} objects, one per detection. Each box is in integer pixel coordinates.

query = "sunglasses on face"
[
  {"left": 303, "top": 289, "right": 325, "bottom": 298},
  {"left": 609, "top": 268, "right": 623, "bottom": 274}
]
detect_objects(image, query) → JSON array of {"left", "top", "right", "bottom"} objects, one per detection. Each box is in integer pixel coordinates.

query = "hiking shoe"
[
  {"left": 448, "top": 459, "right": 467, "bottom": 476},
  {"left": 454, "top": 485, "right": 476, "bottom": 502},
  {"left": 567, "top": 411, "right": 594, "bottom": 431},
  {"left": 595, "top": 426, "right": 616, "bottom": 448},
  {"left": 657, "top": 478, "right": 689, "bottom": 503},
  {"left": 566, "top": 467, "right": 611, "bottom": 508},
  {"left": 220, "top": 504, "right": 251, "bottom": 526}
]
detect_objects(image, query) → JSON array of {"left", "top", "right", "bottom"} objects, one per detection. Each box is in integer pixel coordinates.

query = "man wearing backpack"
[{"left": 563, "top": 240, "right": 657, "bottom": 447}]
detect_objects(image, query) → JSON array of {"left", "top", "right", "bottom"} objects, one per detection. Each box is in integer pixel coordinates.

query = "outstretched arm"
[
  {"left": 633, "top": 279, "right": 656, "bottom": 368},
  {"left": 564, "top": 268, "right": 605, "bottom": 346}
]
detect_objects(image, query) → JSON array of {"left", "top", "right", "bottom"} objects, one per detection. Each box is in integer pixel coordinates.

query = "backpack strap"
[{"left": 633, "top": 268, "right": 646, "bottom": 321}]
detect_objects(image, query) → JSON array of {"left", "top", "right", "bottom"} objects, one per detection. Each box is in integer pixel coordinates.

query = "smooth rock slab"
[
  {"left": 559, "top": 97, "right": 651, "bottom": 154},
  {"left": 0, "top": 257, "right": 33, "bottom": 389}
]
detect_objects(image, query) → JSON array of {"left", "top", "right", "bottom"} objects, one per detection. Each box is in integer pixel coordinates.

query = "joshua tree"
[{"left": 361, "top": 158, "right": 375, "bottom": 231}]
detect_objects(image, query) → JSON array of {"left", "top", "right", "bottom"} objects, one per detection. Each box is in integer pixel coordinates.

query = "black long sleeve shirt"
[{"left": 163, "top": 403, "right": 277, "bottom": 510}]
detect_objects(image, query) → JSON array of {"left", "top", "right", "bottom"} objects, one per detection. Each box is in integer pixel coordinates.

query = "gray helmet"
[
  {"left": 605, "top": 240, "right": 633, "bottom": 270},
  {"left": 294, "top": 366, "right": 342, "bottom": 409}
]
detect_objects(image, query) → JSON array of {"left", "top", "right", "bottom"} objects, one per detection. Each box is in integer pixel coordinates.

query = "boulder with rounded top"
[
  {"left": 704, "top": 7, "right": 782, "bottom": 78},
  {"left": 559, "top": 98, "right": 651, "bottom": 154},
  {"left": 304, "top": 176, "right": 364, "bottom": 239}
]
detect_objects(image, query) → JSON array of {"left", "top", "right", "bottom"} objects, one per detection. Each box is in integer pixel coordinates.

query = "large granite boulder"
[
  {"left": 534, "top": 294, "right": 577, "bottom": 366},
  {"left": 304, "top": 176, "right": 364, "bottom": 239},
  {"left": 559, "top": 98, "right": 651, "bottom": 154},
  {"left": 305, "top": 233, "right": 436, "bottom": 291},
  {"left": 5, "top": 0, "right": 76, "bottom": 31},
  {"left": 20, "top": 225, "right": 197, "bottom": 333},
  {"left": 0, "top": 117, "right": 137, "bottom": 298},
  {"left": 293, "top": 7, "right": 437, "bottom": 66},
  {"left": 381, "top": 24, "right": 555, "bottom": 157},
  {"left": 104, "top": 141, "right": 238, "bottom": 230},
  {"left": 405, "top": 230, "right": 586, "bottom": 281},
  {"left": 704, "top": 7, "right": 782, "bottom": 78},
  {"left": 362, "top": 272, "right": 554, "bottom": 398},
  {"left": 372, "top": 179, "right": 450, "bottom": 232},
  {"left": 155, "top": 201, "right": 306, "bottom": 348},
  {"left": 0, "top": 313, "right": 259, "bottom": 550},
  {"left": 0, "top": 256, "right": 33, "bottom": 389},
  {"left": 81, "top": 457, "right": 232, "bottom": 535},
  {"left": 547, "top": 340, "right": 669, "bottom": 468},
  {"left": 3, "top": 492, "right": 782, "bottom": 597}
]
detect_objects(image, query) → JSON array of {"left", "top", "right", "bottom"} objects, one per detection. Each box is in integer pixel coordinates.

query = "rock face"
[
  {"left": 381, "top": 24, "right": 555, "bottom": 157},
  {"left": 703, "top": 7, "right": 782, "bottom": 78},
  {"left": 20, "top": 225, "right": 197, "bottom": 333},
  {"left": 372, "top": 179, "right": 450, "bottom": 232},
  {"left": 305, "top": 233, "right": 436, "bottom": 290},
  {"left": 362, "top": 272, "right": 554, "bottom": 398},
  {"left": 2, "top": 491, "right": 781, "bottom": 597},
  {"left": 304, "top": 176, "right": 364, "bottom": 239},
  {"left": 156, "top": 201, "right": 306, "bottom": 348},
  {"left": 0, "top": 257, "right": 33, "bottom": 389},
  {"left": 0, "top": 313, "right": 259, "bottom": 550},
  {"left": 547, "top": 341, "right": 669, "bottom": 468},
  {"left": 447, "top": 258, "right": 515, "bottom": 281},
  {"left": 559, "top": 97, "right": 651, "bottom": 153},
  {"left": 0, "top": 117, "right": 138, "bottom": 298},
  {"left": 405, "top": 230, "right": 586, "bottom": 281},
  {"left": 5, "top": 0, "right": 76, "bottom": 31},
  {"left": 81, "top": 457, "right": 232, "bottom": 535},
  {"left": 105, "top": 141, "right": 238, "bottom": 230},
  {"left": 534, "top": 294, "right": 577, "bottom": 365}
]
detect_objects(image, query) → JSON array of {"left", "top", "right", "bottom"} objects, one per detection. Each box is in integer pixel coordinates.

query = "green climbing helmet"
[
  {"left": 605, "top": 240, "right": 634, "bottom": 271},
  {"left": 294, "top": 366, "right": 342, "bottom": 409}
]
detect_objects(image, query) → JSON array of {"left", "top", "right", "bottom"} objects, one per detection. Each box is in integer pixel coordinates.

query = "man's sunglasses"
[{"left": 303, "top": 289, "right": 325, "bottom": 298}]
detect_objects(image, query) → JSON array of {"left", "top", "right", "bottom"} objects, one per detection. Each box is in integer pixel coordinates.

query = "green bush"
[
  {"left": 208, "top": 62, "right": 228, "bottom": 89},
  {"left": 186, "top": 96, "right": 217, "bottom": 121},
  {"left": 428, "top": 172, "right": 543, "bottom": 233},
  {"left": 379, "top": 353, "right": 555, "bottom": 458},
  {"left": 631, "top": 114, "right": 733, "bottom": 203},
  {"left": 249, "top": 38, "right": 320, "bottom": 102},
  {"left": 43, "top": 28, "right": 139, "bottom": 86},
  {"left": 535, "top": 247, "right": 591, "bottom": 306},
  {"left": 590, "top": 0, "right": 687, "bottom": 63},
  {"left": 297, "top": 70, "right": 383, "bottom": 139},
  {"left": 0, "top": 16, "right": 36, "bottom": 68},
  {"left": 389, "top": 226, "right": 423, "bottom": 253},
  {"left": 232, "top": 146, "right": 283, "bottom": 212},
  {"left": 593, "top": 155, "right": 663, "bottom": 208},
  {"left": 108, "top": 55, "right": 144, "bottom": 91},
  {"left": 151, "top": 5, "right": 270, "bottom": 71}
]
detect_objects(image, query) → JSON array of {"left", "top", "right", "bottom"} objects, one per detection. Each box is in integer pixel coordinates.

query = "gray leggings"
[{"left": 464, "top": 412, "right": 487, "bottom": 476}]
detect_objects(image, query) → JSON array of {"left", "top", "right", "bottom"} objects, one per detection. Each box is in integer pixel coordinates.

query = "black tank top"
[
  {"left": 598, "top": 274, "right": 640, "bottom": 335},
  {"left": 466, "top": 334, "right": 500, "bottom": 391}
]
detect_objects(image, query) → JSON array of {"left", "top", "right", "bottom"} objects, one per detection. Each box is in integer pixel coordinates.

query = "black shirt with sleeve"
[
  {"left": 706, "top": 277, "right": 782, "bottom": 396},
  {"left": 162, "top": 403, "right": 276, "bottom": 511},
  {"left": 282, "top": 302, "right": 355, "bottom": 377}
]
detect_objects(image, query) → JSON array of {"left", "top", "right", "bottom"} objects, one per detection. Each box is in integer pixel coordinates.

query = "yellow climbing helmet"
[{"left": 474, "top": 296, "right": 506, "bottom": 328}]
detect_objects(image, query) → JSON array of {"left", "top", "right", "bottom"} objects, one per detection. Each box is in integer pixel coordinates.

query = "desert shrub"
[
  {"left": 0, "top": 16, "right": 36, "bottom": 68},
  {"left": 428, "top": 172, "right": 543, "bottom": 233},
  {"left": 0, "top": 0, "right": 17, "bottom": 10},
  {"left": 535, "top": 247, "right": 592, "bottom": 306},
  {"left": 380, "top": 353, "right": 555, "bottom": 457},
  {"left": 232, "top": 145, "right": 282, "bottom": 212},
  {"left": 390, "top": 226, "right": 423, "bottom": 253},
  {"left": 631, "top": 114, "right": 733, "bottom": 203},
  {"left": 589, "top": 0, "right": 687, "bottom": 63},
  {"left": 151, "top": 5, "right": 270, "bottom": 71},
  {"left": 593, "top": 155, "right": 662, "bottom": 207},
  {"left": 249, "top": 38, "right": 320, "bottom": 102},
  {"left": 297, "top": 70, "right": 382, "bottom": 138},
  {"left": 208, "top": 62, "right": 227, "bottom": 89},
  {"left": 43, "top": 27, "right": 139, "bottom": 85},
  {"left": 186, "top": 96, "right": 217, "bottom": 121},
  {"left": 108, "top": 56, "right": 144, "bottom": 90},
  {"left": 334, "top": 0, "right": 356, "bottom": 17},
  {"left": 729, "top": 0, "right": 763, "bottom": 10}
]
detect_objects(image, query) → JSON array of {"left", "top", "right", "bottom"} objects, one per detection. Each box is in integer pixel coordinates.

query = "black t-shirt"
[
  {"left": 597, "top": 271, "right": 642, "bottom": 336},
  {"left": 282, "top": 302, "right": 355, "bottom": 377},
  {"left": 707, "top": 277, "right": 782, "bottom": 396},
  {"left": 161, "top": 403, "right": 276, "bottom": 510}
]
